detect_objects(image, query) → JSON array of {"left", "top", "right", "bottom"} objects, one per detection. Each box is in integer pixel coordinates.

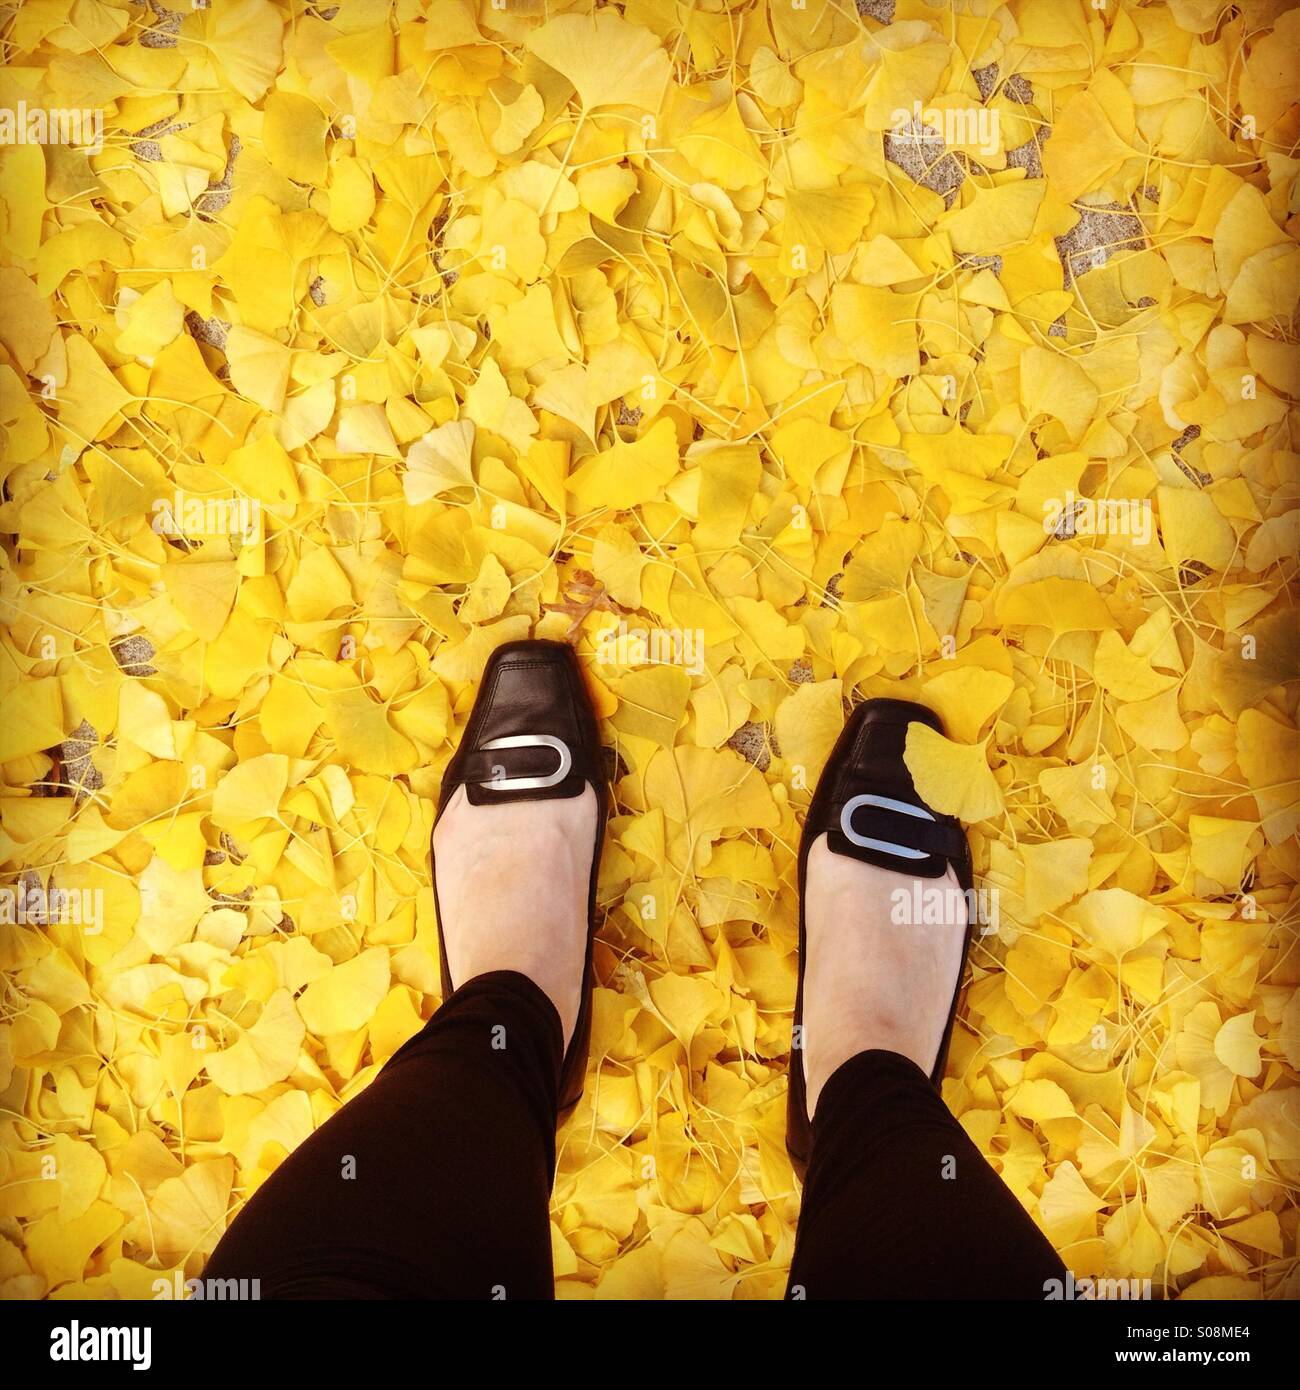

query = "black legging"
[{"left": 205, "top": 970, "right": 1066, "bottom": 1299}]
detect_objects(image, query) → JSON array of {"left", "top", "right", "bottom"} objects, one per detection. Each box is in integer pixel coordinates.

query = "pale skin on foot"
[
  {"left": 433, "top": 785, "right": 597, "bottom": 1049},
  {"left": 434, "top": 793, "right": 967, "bottom": 1100},
  {"left": 801, "top": 838, "right": 968, "bottom": 1117}
]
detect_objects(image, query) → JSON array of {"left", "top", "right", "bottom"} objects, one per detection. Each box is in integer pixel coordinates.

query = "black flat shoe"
[
  {"left": 787, "top": 698, "right": 975, "bottom": 1180},
  {"left": 432, "top": 638, "right": 608, "bottom": 1117}
]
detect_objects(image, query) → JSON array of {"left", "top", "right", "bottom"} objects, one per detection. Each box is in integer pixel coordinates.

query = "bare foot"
[
  {"left": 802, "top": 838, "right": 968, "bottom": 1116},
  {"left": 433, "top": 785, "right": 597, "bottom": 1048}
]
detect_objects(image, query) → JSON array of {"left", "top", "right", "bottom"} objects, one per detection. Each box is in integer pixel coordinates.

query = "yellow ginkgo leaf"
[
  {"left": 263, "top": 90, "right": 328, "bottom": 184},
  {"left": 1020, "top": 838, "right": 1092, "bottom": 920},
  {"left": 321, "top": 686, "right": 418, "bottom": 776},
  {"left": 997, "top": 577, "right": 1115, "bottom": 637},
  {"left": 51, "top": 1135, "right": 108, "bottom": 1223},
  {"left": 567, "top": 417, "right": 680, "bottom": 511},
  {"left": 940, "top": 179, "right": 1045, "bottom": 254},
  {"left": 609, "top": 665, "right": 691, "bottom": 749},
  {"left": 1093, "top": 629, "right": 1181, "bottom": 702},
  {"left": 116, "top": 281, "right": 185, "bottom": 359},
  {"left": 298, "top": 948, "right": 391, "bottom": 1035},
  {"left": 526, "top": 10, "right": 670, "bottom": 112},
  {"left": 56, "top": 335, "right": 132, "bottom": 442},
  {"left": 179, "top": 0, "right": 282, "bottom": 102},
  {"left": 1038, "top": 1160, "right": 1105, "bottom": 1243},
  {"left": 225, "top": 325, "right": 292, "bottom": 414},
  {"left": 117, "top": 681, "right": 176, "bottom": 760},
  {"left": 1063, "top": 889, "right": 1170, "bottom": 959},
  {"left": 779, "top": 184, "right": 874, "bottom": 276},
  {"left": 773, "top": 679, "right": 843, "bottom": 782},
  {"left": 211, "top": 753, "right": 290, "bottom": 832},
  {"left": 648, "top": 973, "right": 725, "bottom": 1045},
  {"left": 137, "top": 857, "right": 213, "bottom": 955},
  {"left": 1041, "top": 78, "right": 1136, "bottom": 202},
  {"left": 205, "top": 990, "right": 305, "bottom": 1095},
  {"left": 147, "top": 1158, "right": 234, "bottom": 1259},
  {"left": 25, "top": 1203, "right": 123, "bottom": 1290},
  {"left": 1019, "top": 345, "right": 1099, "bottom": 444},
  {"left": 642, "top": 745, "right": 779, "bottom": 836},
  {"left": 1157, "top": 484, "right": 1238, "bottom": 573},
  {"left": 1188, "top": 815, "right": 1258, "bottom": 889},
  {"left": 903, "top": 724, "right": 1004, "bottom": 823},
  {"left": 1007, "top": 1077, "right": 1077, "bottom": 1125},
  {"left": 592, "top": 523, "right": 647, "bottom": 609},
  {"left": 162, "top": 558, "right": 240, "bottom": 642},
  {"left": 1214, "top": 1011, "right": 1262, "bottom": 1078},
  {"left": 922, "top": 667, "right": 1014, "bottom": 744},
  {"left": 337, "top": 403, "right": 401, "bottom": 459}
]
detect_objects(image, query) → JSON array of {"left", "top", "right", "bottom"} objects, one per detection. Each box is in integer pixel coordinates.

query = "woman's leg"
[
  {"left": 787, "top": 1048, "right": 1067, "bottom": 1299},
  {"left": 789, "top": 844, "right": 1067, "bottom": 1299},
  {"left": 204, "top": 969, "right": 562, "bottom": 1299},
  {"left": 205, "top": 660, "right": 601, "bottom": 1301}
]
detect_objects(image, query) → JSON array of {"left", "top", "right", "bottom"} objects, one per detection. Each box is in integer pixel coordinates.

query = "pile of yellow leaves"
[{"left": 1, "top": 0, "right": 1297, "bottom": 1300}]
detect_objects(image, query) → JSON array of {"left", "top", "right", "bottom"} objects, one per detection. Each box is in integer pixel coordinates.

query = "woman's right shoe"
[
  {"left": 787, "top": 699, "right": 975, "bottom": 1181},
  {"left": 431, "top": 638, "right": 608, "bottom": 1118}
]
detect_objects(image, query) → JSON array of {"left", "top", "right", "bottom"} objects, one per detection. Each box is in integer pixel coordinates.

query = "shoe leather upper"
[
  {"left": 811, "top": 699, "right": 972, "bottom": 887},
  {"left": 439, "top": 640, "right": 606, "bottom": 810}
]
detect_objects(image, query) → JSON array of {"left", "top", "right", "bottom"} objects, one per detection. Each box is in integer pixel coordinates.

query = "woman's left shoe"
[
  {"left": 786, "top": 698, "right": 975, "bottom": 1180},
  {"left": 431, "top": 639, "right": 608, "bottom": 1117}
]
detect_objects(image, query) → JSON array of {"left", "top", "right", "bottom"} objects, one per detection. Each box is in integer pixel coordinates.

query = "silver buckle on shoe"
[
  {"left": 479, "top": 734, "right": 572, "bottom": 791},
  {"left": 840, "top": 794, "right": 933, "bottom": 861}
]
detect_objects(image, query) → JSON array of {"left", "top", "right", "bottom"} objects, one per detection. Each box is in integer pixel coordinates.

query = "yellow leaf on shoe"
[{"left": 903, "top": 724, "right": 1004, "bottom": 823}]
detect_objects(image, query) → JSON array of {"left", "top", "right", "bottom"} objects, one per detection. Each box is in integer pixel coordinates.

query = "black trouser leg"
[
  {"left": 787, "top": 1049, "right": 1068, "bottom": 1299},
  {"left": 205, "top": 970, "right": 561, "bottom": 1299}
]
